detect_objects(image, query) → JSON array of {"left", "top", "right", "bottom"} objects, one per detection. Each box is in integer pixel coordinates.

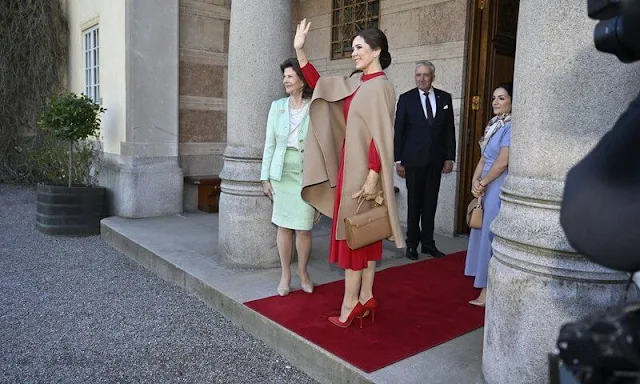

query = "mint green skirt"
[{"left": 270, "top": 148, "right": 314, "bottom": 231}]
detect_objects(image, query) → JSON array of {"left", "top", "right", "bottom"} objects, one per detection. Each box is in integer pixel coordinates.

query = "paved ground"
[{"left": 0, "top": 184, "right": 317, "bottom": 384}]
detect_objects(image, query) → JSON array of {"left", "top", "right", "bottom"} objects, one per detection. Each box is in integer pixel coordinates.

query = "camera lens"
[
  {"left": 594, "top": 17, "right": 621, "bottom": 54},
  {"left": 594, "top": 16, "right": 637, "bottom": 62}
]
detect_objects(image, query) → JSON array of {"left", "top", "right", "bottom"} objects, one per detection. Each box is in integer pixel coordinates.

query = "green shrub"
[
  {"left": 37, "top": 93, "right": 105, "bottom": 187},
  {"left": 16, "top": 134, "right": 102, "bottom": 187}
]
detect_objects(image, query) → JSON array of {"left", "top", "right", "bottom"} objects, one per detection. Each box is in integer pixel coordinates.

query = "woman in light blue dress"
[{"left": 464, "top": 83, "right": 513, "bottom": 307}]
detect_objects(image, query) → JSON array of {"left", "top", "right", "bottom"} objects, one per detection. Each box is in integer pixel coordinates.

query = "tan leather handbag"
[
  {"left": 467, "top": 195, "right": 483, "bottom": 229},
  {"left": 344, "top": 196, "right": 392, "bottom": 250}
]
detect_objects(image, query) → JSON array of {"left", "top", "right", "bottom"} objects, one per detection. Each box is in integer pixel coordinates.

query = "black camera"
[
  {"left": 588, "top": 0, "right": 640, "bottom": 62},
  {"left": 551, "top": 304, "right": 640, "bottom": 384},
  {"left": 551, "top": 3, "right": 640, "bottom": 383}
]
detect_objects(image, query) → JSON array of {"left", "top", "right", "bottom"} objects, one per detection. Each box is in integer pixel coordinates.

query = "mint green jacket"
[{"left": 260, "top": 97, "right": 310, "bottom": 182}]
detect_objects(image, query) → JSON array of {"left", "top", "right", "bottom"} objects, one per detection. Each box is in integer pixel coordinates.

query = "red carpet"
[{"left": 244, "top": 251, "right": 484, "bottom": 373}]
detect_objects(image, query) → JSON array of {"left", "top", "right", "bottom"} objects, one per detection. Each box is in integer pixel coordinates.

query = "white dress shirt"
[{"left": 420, "top": 88, "right": 437, "bottom": 119}]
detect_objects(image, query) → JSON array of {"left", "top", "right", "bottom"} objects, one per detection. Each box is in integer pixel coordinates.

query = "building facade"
[
  {"left": 62, "top": 0, "right": 640, "bottom": 383},
  {"left": 64, "top": 0, "right": 471, "bottom": 233}
]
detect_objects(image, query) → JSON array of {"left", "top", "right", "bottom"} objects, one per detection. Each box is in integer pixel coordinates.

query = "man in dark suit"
[{"left": 394, "top": 60, "right": 456, "bottom": 260}]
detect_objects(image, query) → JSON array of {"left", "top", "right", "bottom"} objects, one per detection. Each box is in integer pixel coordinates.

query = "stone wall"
[
  {"left": 178, "top": 0, "right": 231, "bottom": 211},
  {"left": 293, "top": 0, "right": 468, "bottom": 235},
  {"left": 65, "top": 0, "right": 126, "bottom": 156}
]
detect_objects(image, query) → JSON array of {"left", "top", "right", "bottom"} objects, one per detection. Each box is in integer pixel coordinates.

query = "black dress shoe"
[
  {"left": 406, "top": 248, "right": 419, "bottom": 260},
  {"left": 421, "top": 246, "right": 445, "bottom": 258}
]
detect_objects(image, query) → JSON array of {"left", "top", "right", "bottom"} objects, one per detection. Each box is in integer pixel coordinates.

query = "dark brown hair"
[
  {"left": 498, "top": 82, "right": 513, "bottom": 99},
  {"left": 280, "top": 58, "right": 313, "bottom": 99},
  {"left": 354, "top": 27, "right": 392, "bottom": 69}
]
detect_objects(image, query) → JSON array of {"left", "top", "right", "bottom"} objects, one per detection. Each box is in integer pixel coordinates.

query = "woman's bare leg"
[
  {"left": 295, "top": 230, "right": 312, "bottom": 286},
  {"left": 359, "top": 260, "right": 376, "bottom": 303},
  {"left": 277, "top": 227, "right": 294, "bottom": 289},
  {"left": 339, "top": 269, "right": 363, "bottom": 322}
]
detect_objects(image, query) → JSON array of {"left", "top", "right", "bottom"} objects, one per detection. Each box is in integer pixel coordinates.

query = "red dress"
[{"left": 301, "top": 63, "right": 384, "bottom": 271}]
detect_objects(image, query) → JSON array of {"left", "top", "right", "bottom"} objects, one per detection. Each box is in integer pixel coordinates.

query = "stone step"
[{"left": 99, "top": 212, "right": 478, "bottom": 384}]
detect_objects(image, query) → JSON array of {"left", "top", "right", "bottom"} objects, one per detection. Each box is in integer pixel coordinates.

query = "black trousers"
[{"left": 405, "top": 164, "right": 442, "bottom": 249}]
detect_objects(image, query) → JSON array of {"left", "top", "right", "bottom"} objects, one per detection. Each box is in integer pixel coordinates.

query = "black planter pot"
[{"left": 36, "top": 183, "right": 106, "bottom": 236}]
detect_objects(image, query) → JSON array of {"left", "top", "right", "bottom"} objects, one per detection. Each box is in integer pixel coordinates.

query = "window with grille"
[
  {"left": 83, "top": 26, "right": 100, "bottom": 103},
  {"left": 331, "top": 0, "right": 380, "bottom": 59}
]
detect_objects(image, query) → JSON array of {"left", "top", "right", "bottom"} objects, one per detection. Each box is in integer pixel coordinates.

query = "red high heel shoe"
[
  {"left": 360, "top": 297, "right": 378, "bottom": 323},
  {"left": 328, "top": 302, "right": 366, "bottom": 328}
]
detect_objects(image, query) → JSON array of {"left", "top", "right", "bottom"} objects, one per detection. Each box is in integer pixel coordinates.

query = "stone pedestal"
[
  {"left": 100, "top": 0, "right": 183, "bottom": 218},
  {"left": 218, "top": 0, "right": 292, "bottom": 267},
  {"left": 483, "top": 1, "right": 640, "bottom": 383}
]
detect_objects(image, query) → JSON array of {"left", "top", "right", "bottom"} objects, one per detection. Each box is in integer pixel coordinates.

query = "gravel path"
[{"left": 0, "top": 184, "right": 317, "bottom": 384}]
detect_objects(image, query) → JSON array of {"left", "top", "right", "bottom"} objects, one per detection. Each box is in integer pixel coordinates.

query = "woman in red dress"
[{"left": 296, "top": 19, "right": 405, "bottom": 328}]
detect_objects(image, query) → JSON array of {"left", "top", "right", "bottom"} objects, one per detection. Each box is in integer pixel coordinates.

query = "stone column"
[
  {"left": 219, "top": 0, "right": 292, "bottom": 267},
  {"left": 483, "top": 1, "right": 640, "bottom": 383},
  {"left": 100, "top": 0, "right": 183, "bottom": 218}
]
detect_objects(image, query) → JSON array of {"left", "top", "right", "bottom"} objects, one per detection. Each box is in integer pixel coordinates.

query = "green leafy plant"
[
  {"left": 17, "top": 134, "right": 102, "bottom": 187},
  {"left": 38, "top": 93, "right": 106, "bottom": 187}
]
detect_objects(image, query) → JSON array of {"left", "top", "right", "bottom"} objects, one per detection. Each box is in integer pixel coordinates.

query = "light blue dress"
[{"left": 464, "top": 122, "right": 511, "bottom": 288}]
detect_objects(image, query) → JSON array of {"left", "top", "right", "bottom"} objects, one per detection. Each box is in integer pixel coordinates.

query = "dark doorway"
[{"left": 457, "top": 0, "right": 519, "bottom": 234}]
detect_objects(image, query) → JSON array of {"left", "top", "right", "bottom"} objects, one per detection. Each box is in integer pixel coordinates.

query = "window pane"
[
  {"left": 330, "top": 1, "right": 379, "bottom": 60},
  {"left": 343, "top": 23, "right": 354, "bottom": 40},
  {"left": 82, "top": 27, "right": 100, "bottom": 103},
  {"left": 332, "top": 43, "right": 342, "bottom": 55},
  {"left": 368, "top": 2, "right": 379, "bottom": 16},
  {"left": 332, "top": 26, "right": 339, "bottom": 41},
  {"left": 355, "top": 4, "right": 366, "bottom": 20},
  {"left": 343, "top": 7, "right": 352, "bottom": 22},
  {"left": 333, "top": 10, "right": 340, "bottom": 25}
]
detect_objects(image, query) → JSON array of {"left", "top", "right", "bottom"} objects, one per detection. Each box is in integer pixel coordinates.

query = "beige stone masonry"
[{"left": 179, "top": 96, "right": 227, "bottom": 112}]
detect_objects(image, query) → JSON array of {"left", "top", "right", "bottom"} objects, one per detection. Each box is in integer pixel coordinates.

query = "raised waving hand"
[
  {"left": 294, "top": 19, "right": 311, "bottom": 65},
  {"left": 294, "top": 18, "right": 311, "bottom": 50}
]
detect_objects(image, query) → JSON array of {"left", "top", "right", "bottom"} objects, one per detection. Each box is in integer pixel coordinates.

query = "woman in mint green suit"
[{"left": 260, "top": 58, "right": 315, "bottom": 297}]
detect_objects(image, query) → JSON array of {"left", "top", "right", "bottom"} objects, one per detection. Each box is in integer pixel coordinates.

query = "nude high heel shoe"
[
  {"left": 277, "top": 284, "right": 290, "bottom": 297},
  {"left": 469, "top": 288, "right": 486, "bottom": 307},
  {"left": 468, "top": 299, "right": 485, "bottom": 307},
  {"left": 299, "top": 271, "right": 314, "bottom": 294},
  {"left": 301, "top": 282, "right": 314, "bottom": 294}
]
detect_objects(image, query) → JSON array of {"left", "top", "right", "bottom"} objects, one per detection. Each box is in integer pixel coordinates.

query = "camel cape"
[{"left": 301, "top": 73, "right": 406, "bottom": 249}]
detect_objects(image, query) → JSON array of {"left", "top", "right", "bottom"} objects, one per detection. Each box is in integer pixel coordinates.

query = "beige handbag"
[
  {"left": 344, "top": 195, "right": 392, "bottom": 250},
  {"left": 466, "top": 195, "right": 483, "bottom": 229}
]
